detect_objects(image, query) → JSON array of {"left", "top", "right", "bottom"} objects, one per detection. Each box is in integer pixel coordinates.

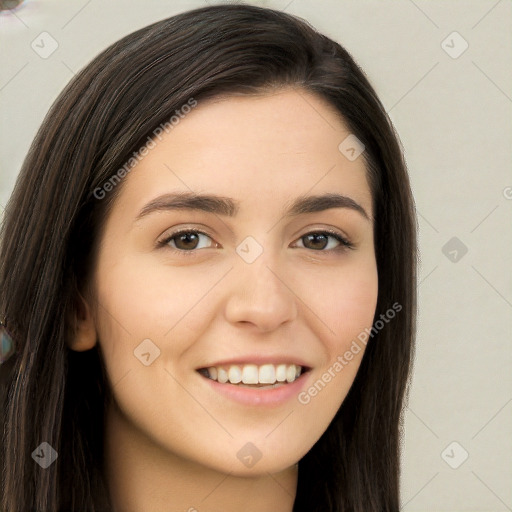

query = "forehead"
[{"left": 112, "top": 88, "right": 372, "bottom": 219}]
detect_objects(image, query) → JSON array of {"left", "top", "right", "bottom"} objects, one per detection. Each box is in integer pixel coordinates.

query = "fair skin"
[{"left": 72, "top": 88, "right": 378, "bottom": 512}]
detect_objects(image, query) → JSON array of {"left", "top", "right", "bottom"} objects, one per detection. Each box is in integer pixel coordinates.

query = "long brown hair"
[{"left": 0, "top": 5, "right": 417, "bottom": 511}]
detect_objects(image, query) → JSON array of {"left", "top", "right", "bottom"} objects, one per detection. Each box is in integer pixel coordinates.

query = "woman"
[{"left": 0, "top": 4, "right": 417, "bottom": 511}]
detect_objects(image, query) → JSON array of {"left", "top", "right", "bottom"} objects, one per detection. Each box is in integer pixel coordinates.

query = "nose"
[{"left": 223, "top": 253, "right": 298, "bottom": 333}]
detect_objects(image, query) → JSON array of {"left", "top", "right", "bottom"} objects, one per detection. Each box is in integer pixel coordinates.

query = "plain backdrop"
[{"left": 0, "top": 1, "right": 511, "bottom": 510}]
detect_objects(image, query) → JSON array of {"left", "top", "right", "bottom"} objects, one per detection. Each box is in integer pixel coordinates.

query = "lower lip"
[{"left": 198, "top": 372, "right": 310, "bottom": 406}]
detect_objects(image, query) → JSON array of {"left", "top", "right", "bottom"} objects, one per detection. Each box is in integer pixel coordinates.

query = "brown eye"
[
  {"left": 162, "top": 230, "right": 216, "bottom": 251},
  {"left": 174, "top": 232, "right": 200, "bottom": 250},
  {"left": 295, "top": 231, "right": 352, "bottom": 251},
  {"left": 302, "top": 233, "right": 330, "bottom": 250}
]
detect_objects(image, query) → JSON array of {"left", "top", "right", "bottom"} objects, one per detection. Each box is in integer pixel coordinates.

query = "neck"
[{"left": 104, "top": 400, "right": 298, "bottom": 512}]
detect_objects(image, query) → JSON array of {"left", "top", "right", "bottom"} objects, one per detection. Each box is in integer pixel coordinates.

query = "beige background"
[{"left": 1, "top": 1, "right": 511, "bottom": 510}]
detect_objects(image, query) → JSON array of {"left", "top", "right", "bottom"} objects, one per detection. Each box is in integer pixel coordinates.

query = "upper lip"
[{"left": 197, "top": 355, "right": 311, "bottom": 370}]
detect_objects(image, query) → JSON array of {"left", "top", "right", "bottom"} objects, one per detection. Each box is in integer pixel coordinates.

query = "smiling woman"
[{"left": 0, "top": 4, "right": 417, "bottom": 512}]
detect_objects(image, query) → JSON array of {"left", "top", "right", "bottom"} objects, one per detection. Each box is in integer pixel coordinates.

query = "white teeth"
[
  {"left": 217, "top": 368, "right": 228, "bottom": 383},
  {"left": 286, "top": 365, "right": 296, "bottom": 383},
  {"left": 228, "top": 366, "right": 242, "bottom": 384},
  {"left": 242, "top": 364, "right": 259, "bottom": 384},
  {"left": 204, "top": 363, "right": 304, "bottom": 385},
  {"left": 276, "top": 364, "right": 287, "bottom": 382},
  {"left": 259, "top": 364, "right": 276, "bottom": 384}
]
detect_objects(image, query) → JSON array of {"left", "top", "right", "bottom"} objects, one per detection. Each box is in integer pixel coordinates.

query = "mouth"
[{"left": 196, "top": 363, "right": 311, "bottom": 389}]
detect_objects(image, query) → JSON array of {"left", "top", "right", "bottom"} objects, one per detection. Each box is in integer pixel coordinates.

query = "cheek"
[
  {"left": 92, "top": 255, "right": 169, "bottom": 383},
  {"left": 330, "top": 276, "right": 378, "bottom": 350},
  {"left": 94, "top": 253, "right": 211, "bottom": 332},
  {"left": 300, "top": 258, "right": 378, "bottom": 353},
  {"left": 294, "top": 264, "right": 377, "bottom": 421},
  {"left": 93, "top": 255, "right": 228, "bottom": 373}
]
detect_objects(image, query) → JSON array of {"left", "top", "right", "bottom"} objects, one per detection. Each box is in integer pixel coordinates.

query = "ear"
[{"left": 68, "top": 293, "right": 97, "bottom": 351}]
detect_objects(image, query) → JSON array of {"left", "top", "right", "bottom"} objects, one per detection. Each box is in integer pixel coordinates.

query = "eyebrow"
[{"left": 135, "top": 191, "right": 370, "bottom": 221}]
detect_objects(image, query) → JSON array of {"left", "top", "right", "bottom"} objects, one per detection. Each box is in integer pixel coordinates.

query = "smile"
[{"left": 197, "top": 363, "right": 307, "bottom": 387}]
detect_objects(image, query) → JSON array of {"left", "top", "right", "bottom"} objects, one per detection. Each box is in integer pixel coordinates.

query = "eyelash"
[{"left": 158, "top": 228, "right": 354, "bottom": 255}]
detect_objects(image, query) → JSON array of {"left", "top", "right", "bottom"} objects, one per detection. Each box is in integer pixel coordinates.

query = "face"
[{"left": 89, "top": 88, "right": 378, "bottom": 476}]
